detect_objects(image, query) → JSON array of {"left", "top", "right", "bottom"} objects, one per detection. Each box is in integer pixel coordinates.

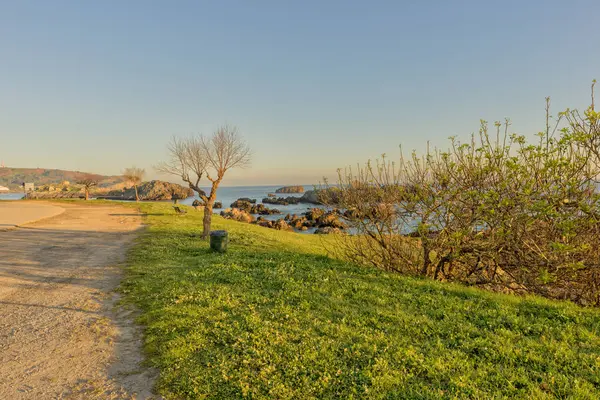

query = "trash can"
[{"left": 209, "top": 230, "right": 228, "bottom": 253}]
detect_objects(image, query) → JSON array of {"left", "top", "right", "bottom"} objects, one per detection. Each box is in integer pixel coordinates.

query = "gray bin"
[{"left": 209, "top": 230, "right": 228, "bottom": 253}]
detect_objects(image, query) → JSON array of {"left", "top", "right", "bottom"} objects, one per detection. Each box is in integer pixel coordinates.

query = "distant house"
[{"left": 0, "top": 185, "right": 9, "bottom": 192}]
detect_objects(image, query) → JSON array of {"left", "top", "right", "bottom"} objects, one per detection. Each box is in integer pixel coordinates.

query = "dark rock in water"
[
  {"left": 314, "top": 227, "right": 343, "bottom": 234},
  {"left": 230, "top": 200, "right": 253, "bottom": 212},
  {"left": 237, "top": 197, "right": 257, "bottom": 204},
  {"left": 299, "top": 190, "right": 320, "bottom": 204},
  {"left": 275, "top": 185, "right": 304, "bottom": 193},
  {"left": 193, "top": 199, "right": 222, "bottom": 209},
  {"left": 267, "top": 193, "right": 276, "bottom": 197},
  {"left": 250, "top": 203, "right": 280, "bottom": 215},
  {"left": 287, "top": 213, "right": 317, "bottom": 230},
  {"left": 262, "top": 196, "right": 301, "bottom": 206},
  {"left": 262, "top": 197, "right": 281, "bottom": 205},
  {"left": 300, "top": 189, "right": 341, "bottom": 205},
  {"left": 106, "top": 180, "right": 193, "bottom": 201},
  {"left": 300, "top": 208, "right": 347, "bottom": 230},
  {"left": 292, "top": 217, "right": 308, "bottom": 230}
]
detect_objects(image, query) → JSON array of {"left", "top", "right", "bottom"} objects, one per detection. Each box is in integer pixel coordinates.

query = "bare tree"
[
  {"left": 123, "top": 167, "right": 145, "bottom": 201},
  {"left": 157, "top": 125, "right": 251, "bottom": 238},
  {"left": 76, "top": 173, "right": 101, "bottom": 200}
]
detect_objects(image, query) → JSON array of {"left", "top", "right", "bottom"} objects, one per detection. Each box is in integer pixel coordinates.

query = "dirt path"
[
  {"left": 0, "top": 202, "right": 65, "bottom": 229},
  {"left": 0, "top": 202, "right": 159, "bottom": 399}
]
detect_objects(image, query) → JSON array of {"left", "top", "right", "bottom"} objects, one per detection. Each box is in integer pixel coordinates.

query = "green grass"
[{"left": 121, "top": 202, "right": 600, "bottom": 399}]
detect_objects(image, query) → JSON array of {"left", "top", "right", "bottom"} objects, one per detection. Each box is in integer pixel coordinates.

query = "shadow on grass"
[{"left": 135, "top": 220, "right": 593, "bottom": 319}]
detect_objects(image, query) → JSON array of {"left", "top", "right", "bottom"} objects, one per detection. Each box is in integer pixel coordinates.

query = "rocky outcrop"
[
  {"left": 275, "top": 186, "right": 304, "bottom": 193},
  {"left": 305, "top": 208, "right": 325, "bottom": 221},
  {"left": 219, "top": 202, "right": 346, "bottom": 235},
  {"left": 285, "top": 214, "right": 312, "bottom": 230},
  {"left": 230, "top": 200, "right": 253, "bottom": 212},
  {"left": 299, "top": 188, "right": 341, "bottom": 205},
  {"left": 250, "top": 204, "right": 280, "bottom": 215},
  {"left": 105, "top": 180, "right": 193, "bottom": 201},
  {"left": 316, "top": 211, "right": 347, "bottom": 229},
  {"left": 229, "top": 200, "right": 279, "bottom": 215},
  {"left": 192, "top": 199, "right": 222, "bottom": 210},
  {"left": 220, "top": 208, "right": 255, "bottom": 223},
  {"left": 299, "top": 190, "right": 320, "bottom": 204},
  {"left": 255, "top": 217, "right": 274, "bottom": 228},
  {"left": 262, "top": 196, "right": 301, "bottom": 206},
  {"left": 251, "top": 217, "right": 292, "bottom": 231},
  {"left": 26, "top": 191, "right": 84, "bottom": 199},
  {"left": 282, "top": 208, "right": 347, "bottom": 233},
  {"left": 272, "top": 219, "right": 292, "bottom": 231}
]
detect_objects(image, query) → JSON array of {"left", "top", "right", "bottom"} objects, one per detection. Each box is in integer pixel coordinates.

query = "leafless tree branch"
[{"left": 156, "top": 125, "right": 251, "bottom": 238}]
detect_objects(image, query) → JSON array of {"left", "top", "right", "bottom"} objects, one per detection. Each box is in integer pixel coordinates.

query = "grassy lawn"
[{"left": 121, "top": 202, "right": 600, "bottom": 399}]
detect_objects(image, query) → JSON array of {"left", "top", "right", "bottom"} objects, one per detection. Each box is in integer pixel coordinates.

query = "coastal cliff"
[
  {"left": 27, "top": 180, "right": 193, "bottom": 201},
  {"left": 104, "top": 180, "right": 193, "bottom": 201}
]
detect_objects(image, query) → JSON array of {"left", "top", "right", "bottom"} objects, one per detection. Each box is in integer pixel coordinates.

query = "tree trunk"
[
  {"left": 134, "top": 185, "right": 139, "bottom": 202},
  {"left": 202, "top": 204, "right": 213, "bottom": 239},
  {"left": 85, "top": 187, "right": 89, "bottom": 201},
  {"left": 201, "top": 180, "right": 221, "bottom": 239}
]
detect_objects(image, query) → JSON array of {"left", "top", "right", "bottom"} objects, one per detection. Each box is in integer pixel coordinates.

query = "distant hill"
[{"left": 0, "top": 167, "right": 126, "bottom": 190}]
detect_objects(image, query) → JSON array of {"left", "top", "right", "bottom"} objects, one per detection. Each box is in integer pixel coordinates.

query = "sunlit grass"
[{"left": 121, "top": 202, "right": 600, "bottom": 399}]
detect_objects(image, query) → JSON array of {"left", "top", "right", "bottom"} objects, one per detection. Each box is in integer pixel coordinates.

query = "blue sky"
[{"left": 1, "top": 1, "right": 598, "bottom": 185}]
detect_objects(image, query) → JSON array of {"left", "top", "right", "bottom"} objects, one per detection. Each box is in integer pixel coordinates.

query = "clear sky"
[{"left": 1, "top": 1, "right": 598, "bottom": 186}]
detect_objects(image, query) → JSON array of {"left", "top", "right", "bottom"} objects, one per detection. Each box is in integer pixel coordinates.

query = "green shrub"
[{"left": 327, "top": 82, "right": 600, "bottom": 305}]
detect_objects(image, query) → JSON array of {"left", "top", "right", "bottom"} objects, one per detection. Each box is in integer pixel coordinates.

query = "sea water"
[{"left": 0, "top": 193, "right": 25, "bottom": 200}]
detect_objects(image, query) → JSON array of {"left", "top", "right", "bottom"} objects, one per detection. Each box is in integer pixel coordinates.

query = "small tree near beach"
[
  {"left": 157, "top": 125, "right": 251, "bottom": 238},
  {"left": 76, "top": 173, "right": 101, "bottom": 200},
  {"left": 123, "top": 167, "right": 145, "bottom": 202}
]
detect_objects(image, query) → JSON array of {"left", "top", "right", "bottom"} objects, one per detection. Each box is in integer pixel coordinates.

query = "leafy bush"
[{"left": 325, "top": 82, "right": 600, "bottom": 305}]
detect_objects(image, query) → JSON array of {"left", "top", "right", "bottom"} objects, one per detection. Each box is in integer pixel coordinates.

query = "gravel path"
[{"left": 0, "top": 202, "right": 159, "bottom": 399}]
